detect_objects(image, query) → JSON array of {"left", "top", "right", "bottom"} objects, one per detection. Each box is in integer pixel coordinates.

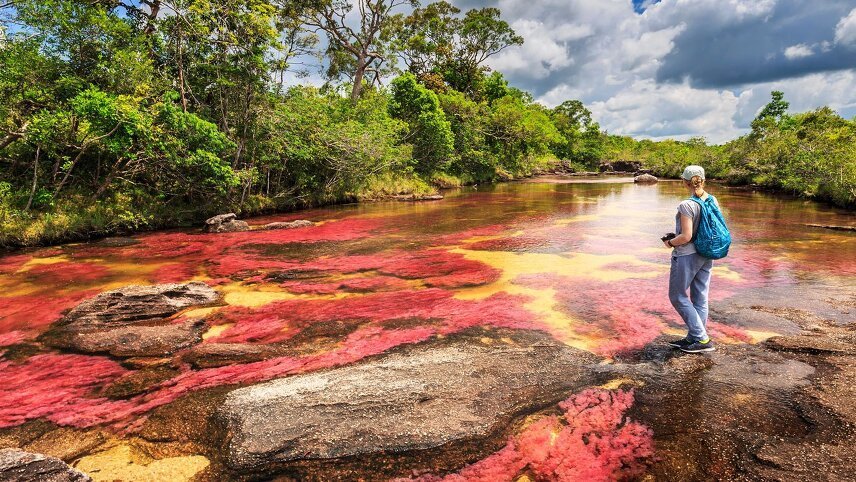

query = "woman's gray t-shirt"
[{"left": 673, "top": 194, "right": 718, "bottom": 257}]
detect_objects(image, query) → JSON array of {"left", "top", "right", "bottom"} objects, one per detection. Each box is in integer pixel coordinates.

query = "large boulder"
[
  {"left": 0, "top": 449, "right": 91, "bottom": 482},
  {"left": 43, "top": 282, "right": 218, "bottom": 357},
  {"left": 634, "top": 174, "right": 659, "bottom": 184},
  {"left": 205, "top": 213, "right": 249, "bottom": 233},
  {"left": 216, "top": 331, "right": 599, "bottom": 475}
]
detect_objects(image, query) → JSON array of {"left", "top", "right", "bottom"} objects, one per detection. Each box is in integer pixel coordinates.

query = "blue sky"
[{"left": 458, "top": 0, "right": 856, "bottom": 142}]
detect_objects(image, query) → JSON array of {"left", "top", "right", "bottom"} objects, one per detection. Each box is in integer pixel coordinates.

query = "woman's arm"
[{"left": 664, "top": 214, "right": 694, "bottom": 248}]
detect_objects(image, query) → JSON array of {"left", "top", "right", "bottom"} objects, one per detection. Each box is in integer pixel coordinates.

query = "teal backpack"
[{"left": 689, "top": 194, "right": 731, "bottom": 259}]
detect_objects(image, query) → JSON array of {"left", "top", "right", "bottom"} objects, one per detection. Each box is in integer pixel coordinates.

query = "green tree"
[{"left": 389, "top": 73, "right": 454, "bottom": 174}]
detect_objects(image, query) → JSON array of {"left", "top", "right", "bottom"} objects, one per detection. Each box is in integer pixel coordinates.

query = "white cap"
[{"left": 681, "top": 165, "right": 705, "bottom": 181}]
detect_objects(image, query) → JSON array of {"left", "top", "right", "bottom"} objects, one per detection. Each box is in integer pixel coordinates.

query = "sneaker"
[
  {"left": 679, "top": 339, "right": 716, "bottom": 353},
  {"left": 667, "top": 337, "right": 693, "bottom": 349}
]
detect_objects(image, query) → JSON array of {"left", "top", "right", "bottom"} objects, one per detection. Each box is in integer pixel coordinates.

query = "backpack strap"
[{"left": 686, "top": 195, "right": 706, "bottom": 242}]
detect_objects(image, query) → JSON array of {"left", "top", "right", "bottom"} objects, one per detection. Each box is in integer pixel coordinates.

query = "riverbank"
[
  {"left": 3, "top": 167, "right": 854, "bottom": 252},
  {"left": 0, "top": 173, "right": 439, "bottom": 251}
]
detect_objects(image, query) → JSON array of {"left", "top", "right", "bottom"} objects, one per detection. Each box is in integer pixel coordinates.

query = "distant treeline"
[{"left": 0, "top": 1, "right": 853, "bottom": 247}]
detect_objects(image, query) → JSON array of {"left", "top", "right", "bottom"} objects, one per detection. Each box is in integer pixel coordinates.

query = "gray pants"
[{"left": 668, "top": 253, "right": 712, "bottom": 342}]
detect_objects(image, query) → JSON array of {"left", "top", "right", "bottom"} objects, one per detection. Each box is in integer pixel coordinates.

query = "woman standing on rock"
[{"left": 663, "top": 165, "right": 718, "bottom": 353}]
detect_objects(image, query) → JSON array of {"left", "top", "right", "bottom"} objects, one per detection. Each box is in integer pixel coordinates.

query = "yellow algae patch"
[
  {"left": 183, "top": 306, "right": 220, "bottom": 320},
  {"left": 553, "top": 214, "right": 600, "bottom": 225},
  {"left": 451, "top": 249, "right": 666, "bottom": 351},
  {"left": 712, "top": 265, "right": 742, "bottom": 282},
  {"left": 202, "top": 322, "right": 233, "bottom": 340},
  {"left": 744, "top": 329, "right": 780, "bottom": 343},
  {"left": 599, "top": 378, "right": 645, "bottom": 390},
  {"left": 460, "top": 230, "right": 524, "bottom": 245},
  {"left": 74, "top": 445, "right": 209, "bottom": 482},
  {"left": 453, "top": 249, "right": 664, "bottom": 285},
  {"left": 218, "top": 281, "right": 350, "bottom": 307},
  {"left": 455, "top": 279, "right": 594, "bottom": 352},
  {"left": 223, "top": 287, "right": 299, "bottom": 307},
  {"left": 16, "top": 255, "right": 71, "bottom": 271}
]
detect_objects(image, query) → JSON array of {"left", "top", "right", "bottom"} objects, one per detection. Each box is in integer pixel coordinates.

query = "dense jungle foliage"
[{"left": 0, "top": 1, "right": 853, "bottom": 247}]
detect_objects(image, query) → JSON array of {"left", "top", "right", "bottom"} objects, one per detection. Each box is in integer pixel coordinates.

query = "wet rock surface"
[
  {"left": 53, "top": 319, "right": 206, "bottom": 357},
  {"left": 216, "top": 331, "right": 599, "bottom": 476},
  {"left": 204, "top": 213, "right": 250, "bottom": 233},
  {"left": 42, "top": 282, "right": 218, "bottom": 357},
  {"left": 634, "top": 173, "right": 659, "bottom": 183},
  {"left": 394, "top": 194, "right": 444, "bottom": 201},
  {"left": 260, "top": 220, "right": 314, "bottom": 230},
  {"left": 624, "top": 291, "right": 856, "bottom": 481},
  {"left": 0, "top": 448, "right": 91, "bottom": 482}
]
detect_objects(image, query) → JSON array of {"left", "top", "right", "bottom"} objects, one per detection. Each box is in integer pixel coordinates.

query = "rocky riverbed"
[{"left": 0, "top": 178, "right": 853, "bottom": 480}]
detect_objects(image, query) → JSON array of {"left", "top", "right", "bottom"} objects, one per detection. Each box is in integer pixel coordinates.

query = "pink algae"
[
  {"left": 20, "top": 261, "right": 109, "bottom": 285},
  {"left": 0, "top": 331, "right": 25, "bottom": 347},
  {"left": 0, "top": 291, "right": 97, "bottom": 334},
  {"left": 402, "top": 389, "right": 653, "bottom": 482},
  {"left": 0, "top": 354, "right": 130, "bottom": 428},
  {"left": 208, "top": 289, "right": 537, "bottom": 345}
]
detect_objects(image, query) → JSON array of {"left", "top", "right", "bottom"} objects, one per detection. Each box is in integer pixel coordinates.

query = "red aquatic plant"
[
  {"left": 207, "top": 289, "right": 537, "bottom": 345},
  {"left": 0, "top": 330, "right": 25, "bottom": 347},
  {"left": 402, "top": 388, "right": 653, "bottom": 482},
  {"left": 20, "top": 261, "right": 110, "bottom": 285},
  {"left": 0, "top": 291, "right": 97, "bottom": 334},
  {"left": 0, "top": 354, "right": 129, "bottom": 428}
]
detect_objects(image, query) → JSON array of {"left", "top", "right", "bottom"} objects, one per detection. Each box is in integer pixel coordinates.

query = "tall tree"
[{"left": 304, "top": 0, "right": 415, "bottom": 101}]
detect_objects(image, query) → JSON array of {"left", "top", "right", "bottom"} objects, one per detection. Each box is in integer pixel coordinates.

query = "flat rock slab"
[
  {"left": 43, "top": 282, "right": 218, "bottom": 357},
  {"left": 217, "top": 333, "right": 599, "bottom": 473},
  {"left": 260, "top": 220, "right": 314, "bottom": 230},
  {"left": 60, "top": 319, "right": 206, "bottom": 357},
  {"left": 0, "top": 449, "right": 91, "bottom": 482}
]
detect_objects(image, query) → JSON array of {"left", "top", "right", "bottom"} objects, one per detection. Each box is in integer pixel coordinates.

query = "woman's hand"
[{"left": 663, "top": 240, "right": 672, "bottom": 248}]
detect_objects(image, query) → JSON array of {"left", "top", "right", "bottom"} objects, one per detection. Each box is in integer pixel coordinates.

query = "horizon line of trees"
[{"left": 0, "top": 1, "right": 853, "bottom": 247}]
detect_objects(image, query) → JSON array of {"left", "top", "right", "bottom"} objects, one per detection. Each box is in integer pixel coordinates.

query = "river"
[{"left": 0, "top": 177, "right": 854, "bottom": 480}]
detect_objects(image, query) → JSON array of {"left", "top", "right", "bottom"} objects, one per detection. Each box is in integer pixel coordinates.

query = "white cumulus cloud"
[
  {"left": 835, "top": 7, "right": 856, "bottom": 47},
  {"left": 784, "top": 43, "right": 814, "bottom": 59}
]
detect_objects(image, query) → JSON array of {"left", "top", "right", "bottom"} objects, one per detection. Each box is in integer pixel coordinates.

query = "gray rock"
[
  {"left": 260, "top": 220, "right": 314, "bottom": 230},
  {"left": 207, "top": 220, "right": 250, "bottom": 233},
  {"left": 217, "top": 333, "right": 598, "bottom": 473},
  {"left": 205, "top": 213, "right": 237, "bottom": 225},
  {"left": 0, "top": 449, "right": 91, "bottom": 482},
  {"left": 43, "top": 282, "right": 218, "bottom": 357},
  {"left": 205, "top": 213, "right": 250, "bottom": 233},
  {"left": 394, "top": 194, "right": 444, "bottom": 201},
  {"left": 59, "top": 319, "right": 206, "bottom": 357},
  {"left": 634, "top": 174, "right": 659, "bottom": 183}
]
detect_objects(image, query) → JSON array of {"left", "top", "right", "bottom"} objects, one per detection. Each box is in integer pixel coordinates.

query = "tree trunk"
[
  {"left": 351, "top": 55, "right": 367, "bottom": 102},
  {"left": 91, "top": 157, "right": 125, "bottom": 202},
  {"left": 24, "top": 146, "right": 40, "bottom": 212}
]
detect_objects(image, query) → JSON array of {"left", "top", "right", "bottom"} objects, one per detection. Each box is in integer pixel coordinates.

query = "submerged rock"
[
  {"left": 181, "top": 343, "right": 279, "bottom": 369},
  {"left": 634, "top": 174, "right": 659, "bottom": 183},
  {"left": 394, "top": 194, "right": 444, "bottom": 201},
  {"left": 803, "top": 223, "right": 856, "bottom": 232},
  {"left": 94, "top": 237, "right": 140, "bottom": 247},
  {"left": 0, "top": 449, "right": 91, "bottom": 482},
  {"left": 205, "top": 213, "right": 249, "bottom": 233},
  {"left": 216, "top": 332, "right": 598, "bottom": 474},
  {"left": 260, "top": 220, "right": 314, "bottom": 230},
  {"left": 43, "top": 282, "right": 217, "bottom": 357}
]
